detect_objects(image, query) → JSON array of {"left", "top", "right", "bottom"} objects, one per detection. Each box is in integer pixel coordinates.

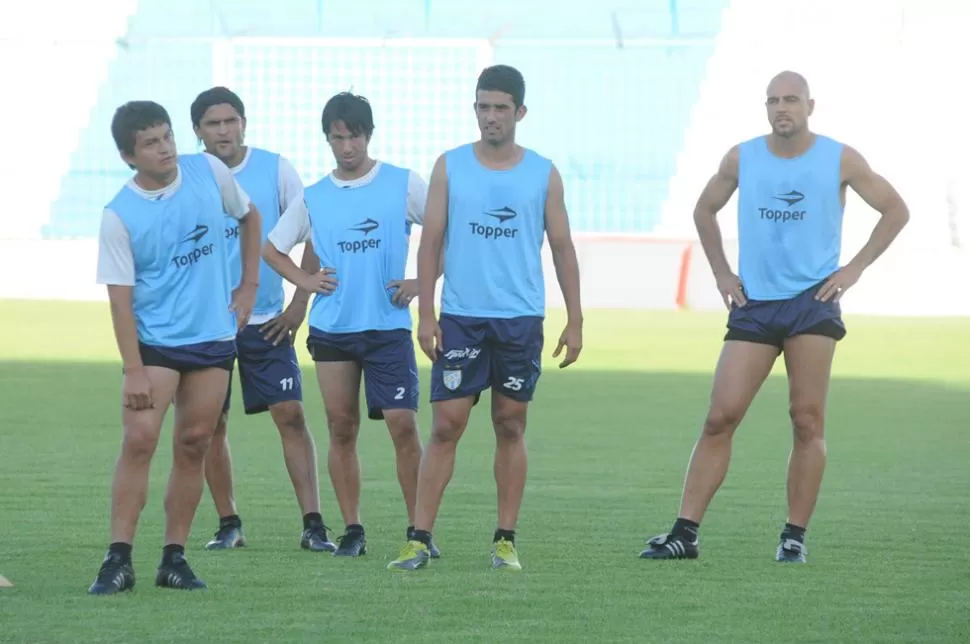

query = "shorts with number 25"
[{"left": 430, "top": 314, "right": 544, "bottom": 405}]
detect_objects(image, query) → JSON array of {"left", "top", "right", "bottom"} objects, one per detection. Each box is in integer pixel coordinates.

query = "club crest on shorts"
[{"left": 442, "top": 368, "right": 462, "bottom": 391}]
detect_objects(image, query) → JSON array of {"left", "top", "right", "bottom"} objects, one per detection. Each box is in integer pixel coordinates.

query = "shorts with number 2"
[{"left": 306, "top": 328, "right": 419, "bottom": 420}]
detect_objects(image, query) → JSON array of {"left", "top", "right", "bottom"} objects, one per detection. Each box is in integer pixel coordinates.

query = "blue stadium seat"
[
  {"left": 44, "top": 0, "right": 728, "bottom": 239},
  {"left": 44, "top": 39, "right": 214, "bottom": 239},
  {"left": 493, "top": 42, "right": 721, "bottom": 233}
]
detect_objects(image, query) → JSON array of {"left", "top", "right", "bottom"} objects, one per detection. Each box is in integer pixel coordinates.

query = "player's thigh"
[
  {"left": 782, "top": 334, "right": 836, "bottom": 433},
  {"left": 308, "top": 335, "right": 363, "bottom": 427},
  {"left": 488, "top": 316, "right": 544, "bottom": 403},
  {"left": 236, "top": 326, "right": 303, "bottom": 416},
  {"left": 706, "top": 340, "right": 780, "bottom": 429},
  {"left": 121, "top": 365, "right": 181, "bottom": 449},
  {"left": 360, "top": 330, "right": 420, "bottom": 421},
  {"left": 430, "top": 315, "right": 491, "bottom": 405},
  {"left": 490, "top": 391, "right": 529, "bottom": 440},
  {"left": 174, "top": 367, "right": 232, "bottom": 441},
  {"left": 781, "top": 282, "right": 843, "bottom": 425}
]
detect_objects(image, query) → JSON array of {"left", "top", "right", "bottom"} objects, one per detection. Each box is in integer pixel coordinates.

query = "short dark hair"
[
  {"left": 190, "top": 86, "right": 246, "bottom": 127},
  {"left": 111, "top": 101, "right": 171, "bottom": 156},
  {"left": 476, "top": 65, "right": 526, "bottom": 108},
  {"left": 321, "top": 92, "right": 375, "bottom": 139}
]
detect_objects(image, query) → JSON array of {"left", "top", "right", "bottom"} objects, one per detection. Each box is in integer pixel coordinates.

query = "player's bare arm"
[
  {"left": 231, "top": 203, "right": 262, "bottom": 329},
  {"left": 262, "top": 239, "right": 336, "bottom": 296},
  {"left": 416, "top": 153, "right": 448, "bottom": 362},
  {"left": 106, "top": 285, "right": 153, "bottom": 411},
  {"left": 694, "top": 144, "right": 744, "bottom": 308},
  {"left": 262, "top": 199, "right": 337, "bottom": 297},
  {"left": 261, "top": 240, "right": 320, "bottom": 345},
  {"left": 294, "top": 238, "right": 322, "bottom": 299},
  {"left": 816, "top": 145, "right": 910, "bottom": 302},
  {"left": 208, "top": 152, "right": 260, "bottom": 328},
  {"left": 388, "top": 246, "right": 444, "bottom": 307},
  {"left": 544, "top": 164, "right": 583, "bottom": 368},
  {"left": 388, "top": 171, "right": 440, "bottom": 306},
  {"left": 296, "top": 240, "right": 321, "bottom": 293}
]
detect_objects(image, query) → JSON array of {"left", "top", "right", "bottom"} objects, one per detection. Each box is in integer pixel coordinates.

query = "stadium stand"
[{"left": 41, "top": 0, "right": 728, "bottom": 239}]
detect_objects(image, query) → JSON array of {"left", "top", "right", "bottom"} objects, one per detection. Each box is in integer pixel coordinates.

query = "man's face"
[
  {"left": 123, "top": 122, "right": 177, "bottom": 176},
  {"left": 474, "top": 90, "right": 525, "bottom": 145},
  {"left": 765, "top": 78, "right": 814, "bottom": 138},
  {"left": 326, "top": 119, "right": 369, "bottom": 172},
  {"left": 195, "top": 103, "right": 245, "bottom": 164}
]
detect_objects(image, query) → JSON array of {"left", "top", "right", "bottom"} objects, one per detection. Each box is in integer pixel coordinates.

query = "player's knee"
[
  {"left": 492, "top": 413, "right": 525, "bottom": 443},
  {"left": 429, "top": 425, "right": 463, "bottom": 445},
  {"left": 121, "top": 422, "right": 160, "bottom": 462},
  {"left": 384, "top": 410, "right": 419, "bottom": 447},
  {"left": 429, "top": 399, "right": 472, "bottom": 444},
  {"left": 702, "top": 405, "right": 744, "bottom": 437},
  {"left": 429, "top": 415, "right": 466, "bottom": 445},
  {"left": 326, "top": 411, "right": 359, "bottom": 446},
  {"left": 271, "top": 401, "right": 307, "bottom": 436},
  {"left": 174, "top": 425, "right": 214, "bottom": 460},
  {"left": 789, "top": 403, "right": 824, "bottom": 442}
]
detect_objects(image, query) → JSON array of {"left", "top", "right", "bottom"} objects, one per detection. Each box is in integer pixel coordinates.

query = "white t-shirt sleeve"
[
  {"left": 203, "top": 152, "right": 251, "bottom": 220},
  {"left": 406, "top": 170, "right": 429, "bottom": 225},
  {"left": 96, "top": 208, "right": 135, "bottom": 286},
  {"left": 267, "top": 197, "right": 312, "bottom": 255},
  {"left": 278, "top": 156, "right": 305, "bottom": 214}
]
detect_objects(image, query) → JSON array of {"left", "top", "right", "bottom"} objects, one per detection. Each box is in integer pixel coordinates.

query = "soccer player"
[
  {"left": 89, "top": 100, "right": 263, "bottom": 594},
  {"left": 387, "top": 64, "right": 584, "bottom": 572},
  {"left": 189, "top": 86, "right": 335, "bottom": 553},
  {"left": 262, "top": 91, "right": 439, "bottom": 557},
  {"left": 639, "top": 71, "right": 910, "bottom": 564}
]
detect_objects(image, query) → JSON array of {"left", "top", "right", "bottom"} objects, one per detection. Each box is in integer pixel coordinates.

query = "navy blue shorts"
[
  {"left": 138, "top": 340, "right": 236, "bottom": 374},
  {"left": 725, "top": 281, "right": 847, "bottom": 350},
  {"left": 222, "top": 325, "right": 303, "bottom": 415},
  {"left": 430, "top": 314, "right": 544, "bottom": 405},
  {"left": 306, "top": 328, "right": 419, "bottom": 421}
]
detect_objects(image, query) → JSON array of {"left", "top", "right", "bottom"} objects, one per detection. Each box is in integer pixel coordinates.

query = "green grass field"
[{"left": 0, "top": 300, "right": 967, "bottom": 643}]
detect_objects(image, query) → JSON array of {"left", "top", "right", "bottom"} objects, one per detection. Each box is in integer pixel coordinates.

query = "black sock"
[
  {"left": 303, "top": 512, "right": 323, "bottom": 530},
  {"left": 494, "top": 529, "right": 515, "bottom": 544},
  {"left": 220, "top": 514, "right": 242, "bottom": 529},
  {"left": 108, "top": 542, "right": 132, "bottom": 563},
  {"left": 411, "top": 529, "right": 432, "bottom": 547},
  {"left": 345, "top": 523, "right": 364, "bottom": 535},
  {"left": 161, "top": 544, "right": 185, "bottom": 566},
  {"left": 407, "top": 525, "right": 415, "bottom": 539},
  {"left": 782, "top": 522, "right": 806, "bottom": 542},
  {"left": 671, "top": 517, "right": 700, "bottom": 541}
]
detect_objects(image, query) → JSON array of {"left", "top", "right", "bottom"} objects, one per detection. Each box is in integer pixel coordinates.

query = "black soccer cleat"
[
  {"left": 639, "top": 533, "right": 699, "bottom": 560},
  {"left": 155, "top": 552, "right": 207, "bottom": 590},
  {"left": 776, "top": 537, "right": 807, "bottom": 563},
  {"left": 204, "top": 524, "right": 246, "bottom": 550},
  {"left": 301, "top": 525, "right": 337, "bottom": 553},
  {"left": 88, "top": 552, "right": 135, "bottom": 595},
  {"left": 334, "top": 529, "right": 367, "bottom": 557},
  {"left": 407, "top": 527, "right": 441, "bottom": 558}
]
